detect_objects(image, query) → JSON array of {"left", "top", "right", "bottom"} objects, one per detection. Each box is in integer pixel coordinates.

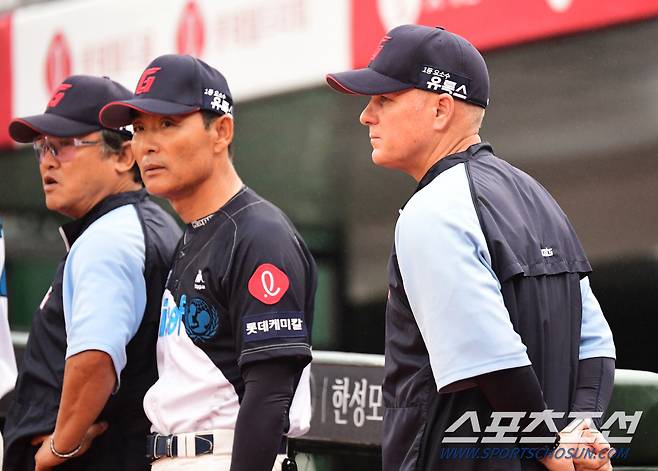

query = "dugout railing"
[{"left": 3, "top": 334, "right": 658, "bottom": 470}]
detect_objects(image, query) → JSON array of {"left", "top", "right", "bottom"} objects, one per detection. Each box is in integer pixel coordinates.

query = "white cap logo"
[
  {"left": 546, "top": 0, "right": 573, "bottom": 12},
  {"left": 377, "top": 0, "right": 423, "bottom": 31}
]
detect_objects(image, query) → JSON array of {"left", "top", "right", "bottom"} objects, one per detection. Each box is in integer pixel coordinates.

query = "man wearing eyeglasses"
[{"left": 2, "top": 75, "right": 181, "bottom": 471}]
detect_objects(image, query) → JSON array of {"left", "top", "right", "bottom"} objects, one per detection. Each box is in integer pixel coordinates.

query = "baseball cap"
[
  {"left": 326, "top": 25, "right": 489, "bottom": 108},
  {"left": 100, "top": 54, "right": 233, "bottom": 128},
  {"left": 8, "top": 75, "right": 132, "bottom": 143}
]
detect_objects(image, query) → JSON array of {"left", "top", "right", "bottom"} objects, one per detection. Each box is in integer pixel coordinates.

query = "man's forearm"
[
  {"left": 51, "top": 350, "right": 115, "bottom": 452},
  {"left": 571, "top": 357, "right": 615, "bottom": 429},
  {"left": 474, "top": 365, "right": 559, "bottom": 443},
  {"left": 230, "top": 360, "right": 300, "bottom": 471}
]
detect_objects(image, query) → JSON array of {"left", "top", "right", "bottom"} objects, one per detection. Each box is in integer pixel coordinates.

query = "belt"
[
  {"left": 146, "top": 430, "right": 288, "bottom": 461},
  {"left": 146, "top": 429, "right": 233, "bottom": 461}
]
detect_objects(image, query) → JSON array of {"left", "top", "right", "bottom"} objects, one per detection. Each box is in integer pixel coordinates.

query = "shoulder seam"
[
  {"left": 226, "top": 200, "right": 264, "bottom": 219},
  {"left": 131, "top": 203, "right": 149, "bottom": 275},
  {"left": 464, "top": 161, "right": 488, "bottom": 241},
  {"left": 217, "top": 209, "right": 239, "bottom": 280}
]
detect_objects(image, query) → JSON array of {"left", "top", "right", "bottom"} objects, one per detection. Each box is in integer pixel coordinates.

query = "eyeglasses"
[{"left": 33, "top": 136, "right": 101, "bottom": 163}]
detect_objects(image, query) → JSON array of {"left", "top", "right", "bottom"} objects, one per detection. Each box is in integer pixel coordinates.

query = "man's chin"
[
  {"left": 44, "top": 196, "right": 60, "bottom": 213},
  {"left": 44, "top": 198, "right": 74, "bottom": 219},
  {"left": 142, "top": 179, "right": 169, "bottom": 197},
  {"left": 143, "top": 183, "right": 179, "bottom": 203},
  {"left": 371, "top": 151, "right": 395, "bottom": 169}
]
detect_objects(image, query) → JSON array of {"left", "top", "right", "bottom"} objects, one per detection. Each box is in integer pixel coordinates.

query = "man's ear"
[
  {"left": 212, "top": 115, "right": 234, "bottom": 155},
  {"left": 114, "top": 140, "right": 136, "bottom": 175},
  {"left": 431, "top": 93, "right": 455, "bottom": 132}
]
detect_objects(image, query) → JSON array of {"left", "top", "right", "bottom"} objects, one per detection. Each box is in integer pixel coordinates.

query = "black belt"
[
  {"left": 146, "top": 433, "right": 288, "bottom": 461},
  {"left": 146, "top": 433, "right": 214, "bottom": 461}
]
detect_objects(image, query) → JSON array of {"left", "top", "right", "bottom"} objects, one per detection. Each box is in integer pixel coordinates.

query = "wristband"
[{"left": 49, "top": 435, "right": 83, "bottom": 459}]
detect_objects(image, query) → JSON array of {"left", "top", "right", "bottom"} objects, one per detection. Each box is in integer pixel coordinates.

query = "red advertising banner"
[
  {"left": 0, "top": 13, "right": 12, "bottom": 148},
  {"left": 352, "top": 0, "right": 658, "bottom": 68}
]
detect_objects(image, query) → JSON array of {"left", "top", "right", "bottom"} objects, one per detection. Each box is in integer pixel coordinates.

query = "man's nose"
[
  {"left": 39, "top": 146, "right": 59, "bottom": 170},
  {"left": 359, "top": 98, "right": 378, "bottom": 126},
  {"left": 135, "top": 131, "right": 159, "bottom": 156}
]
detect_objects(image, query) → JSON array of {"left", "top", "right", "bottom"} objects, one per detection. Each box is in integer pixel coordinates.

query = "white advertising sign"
[{"left": 11, "top": 0, "right": 350, "bottom": 118}]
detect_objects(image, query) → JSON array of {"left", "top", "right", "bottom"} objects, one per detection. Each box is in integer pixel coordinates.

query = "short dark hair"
[
  {"left": 100, "top": 129, "right": 142, "bottom": 184},
  {"left": 201, "top": 109, "right": 219, "bottom": 129},
  {"left": 200, "top": 110, "right": 233, "bottom": 157}
]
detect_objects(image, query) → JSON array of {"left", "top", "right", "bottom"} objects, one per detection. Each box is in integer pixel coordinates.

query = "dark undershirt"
[
  {"left": 471, "top": 357, "right": 615, "bottom": 440},
  {"left": 230, "top": 359, "right": 302, "bottom": 471},
  {"left": 475, "top": 365, "right": 546, "bottom": 413},
  {"left": 571, "top": 357, "right": 615, "bottom": 429},
  {"left": 475, "top": 364, "right": 551, "bottom": 441}
]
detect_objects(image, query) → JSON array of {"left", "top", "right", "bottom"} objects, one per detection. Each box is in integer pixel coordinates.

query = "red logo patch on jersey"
[
  {"left": 248, "top": 263, "right": 289, "bottom": 305},
  {"left": 135, "top": 67, "right": 162, "bottom": 95}
]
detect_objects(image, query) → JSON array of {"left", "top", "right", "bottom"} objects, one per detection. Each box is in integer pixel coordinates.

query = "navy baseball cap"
[
  {"left": 100, "top": 54, "right": 233, "bottom": 128},
  {"left": 327, "top": 25, "right": 489, "bottom": 108},
  {"left": 9, "top": 75, "right": 132, "bottom": 143}
]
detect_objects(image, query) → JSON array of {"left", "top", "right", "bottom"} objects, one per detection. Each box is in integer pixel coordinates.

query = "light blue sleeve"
[
  {"left": 62, "top": 205, "right": 146, "bottom": 389},
  {"left": 395, "top": 163, "right": 531, "bottom": 391},
  {"left": 579, "top": 276, "right": 615, "bottom": 360}
]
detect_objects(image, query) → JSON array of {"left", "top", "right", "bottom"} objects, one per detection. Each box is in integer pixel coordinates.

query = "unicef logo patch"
[{"left": 184, "top": 297, "right": 219, "bottom": 342}]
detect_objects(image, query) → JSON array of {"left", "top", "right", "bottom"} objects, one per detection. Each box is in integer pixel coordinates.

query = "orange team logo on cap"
[
  {"left": 248, "top": 263, "right": 289, "bottom": 305},
  {"left": 135, "top": 67, "right": 162, "bottom": 95}
]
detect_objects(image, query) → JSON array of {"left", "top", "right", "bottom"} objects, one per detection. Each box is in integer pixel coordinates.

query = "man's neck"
[
  {"left": 67, "top": 178, "right": 142, "bottom": 220},
  {"left": 115, "top": 178, "right": 143, "bottom": 195},
  {"left": 171, "top": 163, "right": 244, "bottom": 224},
  {"left": 413, "top": 134, "right": 481, "bottom": 181}
]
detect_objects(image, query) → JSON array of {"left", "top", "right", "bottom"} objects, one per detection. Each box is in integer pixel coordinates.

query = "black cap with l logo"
[
  {"left": 326, "top": 25, "right": 489, "bottom": 108},
  {"left": 100, "top": 54, "right": 233, "bottom": 128},
  {"left": 8, "top": 75, "right": 132, "bottom": 143}
]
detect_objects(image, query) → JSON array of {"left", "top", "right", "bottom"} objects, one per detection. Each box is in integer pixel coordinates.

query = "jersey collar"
[
  {"left": 59, "top": 189, "right": 148, "bottom": 252},
  {"left": 415, "top": 142, "right": 493, "bottom": 194},
  {"left": 186, "top": 186, "right": 250, "bottom": 233}
]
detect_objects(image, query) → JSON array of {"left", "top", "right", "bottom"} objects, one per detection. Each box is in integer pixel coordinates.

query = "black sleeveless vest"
[{"left": 3, "top": 190, "right": 181, "bottom": 471}]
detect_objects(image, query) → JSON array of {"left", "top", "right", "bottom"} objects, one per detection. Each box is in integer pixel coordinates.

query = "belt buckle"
[
  {"left": 196, "top": 435, "right": 213, "bottom": 456},
  {"left": 166, "top": 436, "right": 173, "bottom": 457},
  {"left": 152, "top": 433, "right": 161, "bottom": 460}
]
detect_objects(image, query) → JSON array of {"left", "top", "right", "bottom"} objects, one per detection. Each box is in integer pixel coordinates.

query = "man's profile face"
[
  {"left": 359, "top": 89, "right": 436, "bottom": 174},
  {"left": 130, "top": 111, "right": 216, "bottom": 201},
  {"left": 36, "top": 131, "right": 113, "bottom": 219}
]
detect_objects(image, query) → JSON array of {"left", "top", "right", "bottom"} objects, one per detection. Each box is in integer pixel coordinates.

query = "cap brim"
[
  {"left": 99, "top": 98, "right": 200, "bottom": 128},
  {"left": 9, "top": 114, "right": 100, "bottom": 143},
  {"left": 326, "top": 68, "right": 412, "bottom": 95}
]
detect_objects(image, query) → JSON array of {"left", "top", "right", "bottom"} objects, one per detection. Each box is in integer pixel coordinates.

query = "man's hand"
[
  {"left": 541, "top": 419, "right": 614, "bottom": 471},
  {"left": 571, "top": 426, "right": 614, "bottom": 471},
  {"left": 33, "top": 422, "right": 108, "bottom": 471},
  {"left": 34, "top": 351, "right": 115, "bottom": 470}
]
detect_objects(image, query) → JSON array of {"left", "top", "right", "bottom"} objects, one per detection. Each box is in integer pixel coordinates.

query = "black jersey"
[
  {"left": 143, "top": 187, "right": 317, "bottom": 437},
  {"left": 382, "top": 144, "right": 614, "bottom": 470}
]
